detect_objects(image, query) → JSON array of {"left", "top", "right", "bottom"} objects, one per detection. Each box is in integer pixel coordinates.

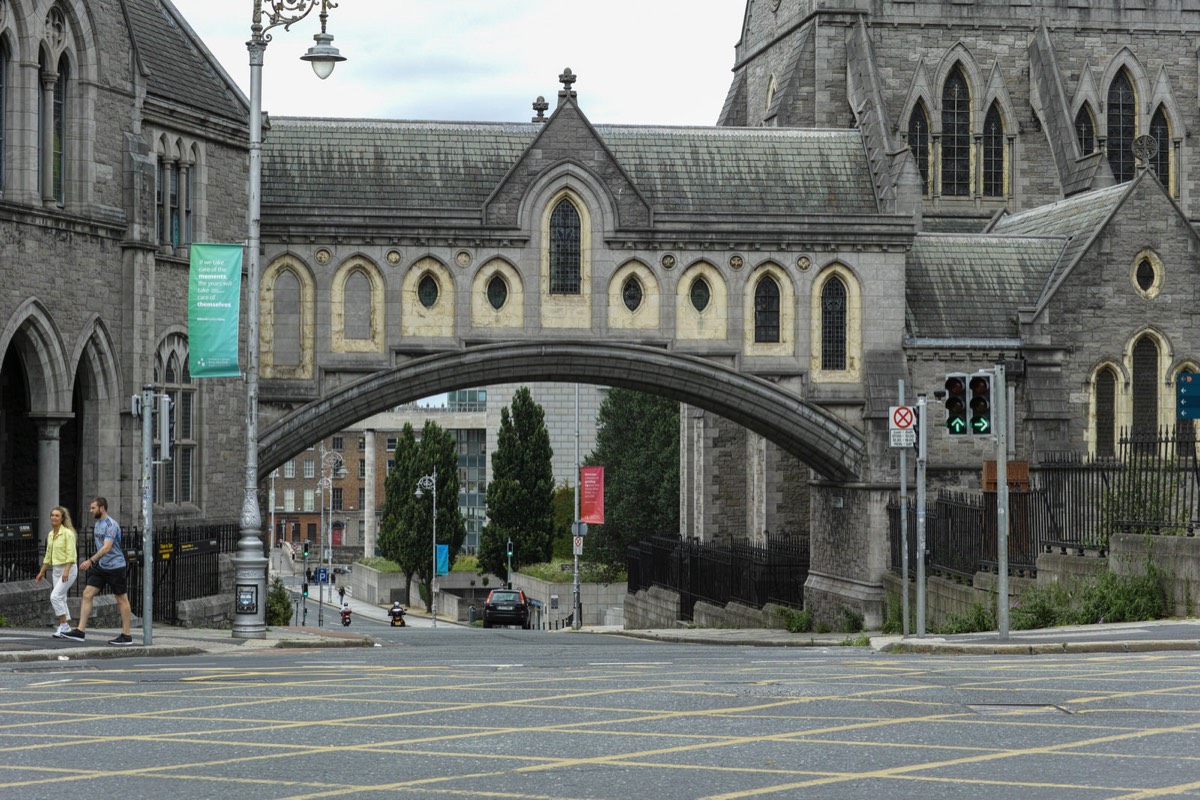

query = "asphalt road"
[{"left": 3, "top": 629, "right": 1200, "bottom": 799}]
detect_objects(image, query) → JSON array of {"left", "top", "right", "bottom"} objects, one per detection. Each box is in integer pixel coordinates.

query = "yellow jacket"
[{"left": 43, "top": 527, "right": 77, "bottom": 566}]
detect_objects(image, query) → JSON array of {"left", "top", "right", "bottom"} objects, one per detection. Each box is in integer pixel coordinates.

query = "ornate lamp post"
[
  {"left": 415, "top": 470, "right": 438, "bottom": 628},
  {"left": 233, "top": 0, "right": 345, "bottom": 639},
  {"left": 316, "top": 443, "right": 344, "bottom": 627}
]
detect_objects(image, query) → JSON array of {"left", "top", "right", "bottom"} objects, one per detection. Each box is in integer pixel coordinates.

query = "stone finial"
[
  {"left": 532, "top": 96, "right": 549, "bottom": 123},
  {"left": 557, "top": 67, "right": 577, "bottom": 106}
]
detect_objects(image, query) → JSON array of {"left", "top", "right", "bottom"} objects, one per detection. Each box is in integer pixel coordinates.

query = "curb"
[{"left": 879, "top": 639, "right": 1200, "bottom": 655}]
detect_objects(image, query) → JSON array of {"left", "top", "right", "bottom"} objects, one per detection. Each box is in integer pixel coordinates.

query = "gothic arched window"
[
  {"left": 1107, "top": 70, "right": 1136, "bottom": 183},
  {"left": 39, "top": 53, "right": 68, "bottom": 203},
  {"left": 1075, "top": 104, "right": 1096, "bottom": 155},
  {"left": 549, "top": 198, "right": 581, "bottom": 294},
  {"left": 1149, "top": 105, "right": 1170, "bottom": 192},
  {"left": 155, "top": 338, "right": 197, "bottom": 505},
  {"left": 908, "top": 102, "right": 930, "bottom": 196},
  {"left": 272, "top": 270, "right": 302, "bottom": 367},
  {"left": 821, "top": 276, "right": 847, "bottom": 370},
  {"left": 754, "top": 276, "right": 780, "bottom": 343},
  {"left": 343, "top": 270, "right": 372, "bottom": 339},
  {"left": 941, "top": 66, "right": 970, "bottom": 196},
  {"left": 487, "top": 275, "right": 508, "bottom": 310},
  {"left": 1095, "top": 367, "right": 1117, "bottom": 458},
  {"left": 0, "top": 40, "right": 8, "bottom": 191},
  {"left": 982, "top": 103, "right": 1005, "bottom": 197},
  {"left": 1131, "top": 335, "right": 1159, "bottom": 438}
]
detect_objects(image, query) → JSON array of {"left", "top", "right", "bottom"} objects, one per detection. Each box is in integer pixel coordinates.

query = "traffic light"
[
  {"left": 969, "top": 372, "right": 993, "bottom": 435},
  {"left": 301, "top": 582, "right": 309, "bottom": 597},
  {"left": 302, "top": 540, "right": 310, "bottom": 558},
  {"left": 944, "top": 373, "right": 968, "bottom": 435},
  {"left": 506, "top": 539, "right": 513, "bottom": 558}
]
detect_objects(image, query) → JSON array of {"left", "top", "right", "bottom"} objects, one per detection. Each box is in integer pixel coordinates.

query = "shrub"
[
  {"left": 881, "top": 592, "right": 905, "bottom": 635},
  {"left": 266, "top": 576, "right": 294, "bottom": 627},
  {"left": 1011, "top": 563, "right": 1166, "bottom": 629},
  {"left": 839, "top": 607, "right": 864, "bottom": 633},
  {"left": 936, "top": 602, "right": 995, "bottom": 634},
  {"left": 776, "top": 607, "right": 812, "bottom": 633},
  {"left": 357, "top": 556, "right": 401, "bottom": 573}
]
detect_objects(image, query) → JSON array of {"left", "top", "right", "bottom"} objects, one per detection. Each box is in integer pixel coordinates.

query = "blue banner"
[{"left": 436, "top": 544, "right": 449, "bottom": 576}]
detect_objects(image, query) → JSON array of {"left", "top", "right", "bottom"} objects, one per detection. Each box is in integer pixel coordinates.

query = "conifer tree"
[{"left": 479, "top": 387, "right": 555, "bottom": 579}]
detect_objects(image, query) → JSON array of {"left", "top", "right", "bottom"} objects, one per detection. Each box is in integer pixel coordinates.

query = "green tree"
[
  {"left": 266, "top": 576, "right": 294, "bottom": 626},
  {"left": 584, "top": 388, "right": 679, "bottom": 568},
  {"left": 378, "top": 420, "right": 464, "bottom": 611},
  {"left": 480, "top": 387, "right": 555, "bottom": 579}
]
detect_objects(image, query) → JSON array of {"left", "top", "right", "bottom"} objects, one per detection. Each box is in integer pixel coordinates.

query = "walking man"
[{"left": 62, "top": 497, "right": 134, "bottom": 646}]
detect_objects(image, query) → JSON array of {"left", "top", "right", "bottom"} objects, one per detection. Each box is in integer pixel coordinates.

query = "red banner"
[{"left": 580, "top": 466, "right": 605, "bottom": 524}]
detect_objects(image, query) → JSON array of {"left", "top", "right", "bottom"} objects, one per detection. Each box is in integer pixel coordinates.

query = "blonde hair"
[{"left": 52, "top": 506, "right": 75, "bottom": 532}]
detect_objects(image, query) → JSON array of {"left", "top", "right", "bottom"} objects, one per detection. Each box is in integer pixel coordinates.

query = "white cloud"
[{"left": 169, "top": 0, "right": 744, "bottom": 125}]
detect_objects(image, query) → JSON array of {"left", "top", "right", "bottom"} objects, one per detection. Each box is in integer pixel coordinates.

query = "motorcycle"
[
  {"left": 339, "top": 607, "right": 352, "bottom": 627},
  {"left": 389, "top": 607, "right": 407, "bottom": 627}
]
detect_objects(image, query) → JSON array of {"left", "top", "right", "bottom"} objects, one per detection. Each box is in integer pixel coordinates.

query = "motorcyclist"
[
  {"left": 340, "top": 603, "right": 351, "bottom": 621},
  {"left": 389, "top": 601, "right": 406, "bottom": 625}
]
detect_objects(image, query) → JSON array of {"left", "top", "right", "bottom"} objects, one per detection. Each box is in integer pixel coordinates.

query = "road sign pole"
[
  {"left": 995, "top": 363, "right": 1009, "bottom": 639},
  {"left": 915, "top": 394, "right": 927, "bottom": 637},
  {"left": 898, "top": 381, "right": 910, "bottom": 637}
]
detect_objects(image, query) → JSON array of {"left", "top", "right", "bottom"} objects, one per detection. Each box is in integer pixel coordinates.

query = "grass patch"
[
  {"left": 357, "top": 556, "right": 401, "bottom": 573},
  {"left": 518, "top": 560, "right": 626, "bottom": 584},
  {"left": 775, "top": 607, "right": 813, "bottom": 633}
]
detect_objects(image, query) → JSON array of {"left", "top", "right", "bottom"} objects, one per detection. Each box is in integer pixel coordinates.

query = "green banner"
[{"left": 187, "top": 243, "right": 243, "bottom": 378}]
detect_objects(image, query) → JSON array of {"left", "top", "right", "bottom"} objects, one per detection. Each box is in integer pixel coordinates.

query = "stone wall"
[
  {"left": 624, "top": 586, "right": 680, "bottom": 629},
  {"left": 1110, "top": 534, "right": 1200, "bottom": 618},
  {"left": 510, "top": 570, "right": 627, "bottom": 628}
]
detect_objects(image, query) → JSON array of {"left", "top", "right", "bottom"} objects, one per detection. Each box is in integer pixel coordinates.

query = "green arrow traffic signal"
[{"left": 947, "top": 415, "right": 967, "bottom": 434}]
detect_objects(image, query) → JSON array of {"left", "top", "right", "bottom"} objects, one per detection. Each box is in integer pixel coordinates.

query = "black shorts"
[{"left": 85, "top": 564, "right": 128, "bottom": 596}]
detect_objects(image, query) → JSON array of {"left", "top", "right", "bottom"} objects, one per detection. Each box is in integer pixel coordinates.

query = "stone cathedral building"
[
  {"left": 0, "top": 0, "right": 249, "bottom": 537},
  {"left": 3, "top": 0, "right": 1199, "bottom": 627}
]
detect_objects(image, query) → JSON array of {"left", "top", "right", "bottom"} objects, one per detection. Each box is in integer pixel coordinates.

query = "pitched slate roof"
[
  {"left": 125, "top": 0, "right": 247, "bottom": 125},
  {"left": 906, "top": 234, "right": 1067, "bottom": 338},
  {"left": 987, "top": 181, "right": 1129, "bottom": 303},
  {"left": 261, "top": 118, "right": 879, "bottom": 216}
]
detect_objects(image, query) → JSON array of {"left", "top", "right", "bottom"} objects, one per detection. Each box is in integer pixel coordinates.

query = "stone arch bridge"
[{"left": 258, "top": 341, "right": 865, "bottom": 484}]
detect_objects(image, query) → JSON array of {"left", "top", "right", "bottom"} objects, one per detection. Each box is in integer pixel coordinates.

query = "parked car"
[
  {"left": 482, "top": 589, "right": 530, "bottom": 629},
  {"left": 333, "top": 566, "right": 351, "bottom": 574}
]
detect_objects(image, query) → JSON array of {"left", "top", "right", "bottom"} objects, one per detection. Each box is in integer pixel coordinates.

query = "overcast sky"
[{"left": 169, "top": 1, "right": 746, "bottom": 126}]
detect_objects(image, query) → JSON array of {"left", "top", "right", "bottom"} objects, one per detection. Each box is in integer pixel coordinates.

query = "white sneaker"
[{"left": 53, "top": 623, "right": 70, "bottom": 638}]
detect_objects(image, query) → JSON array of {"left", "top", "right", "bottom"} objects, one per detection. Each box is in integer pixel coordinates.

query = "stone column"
[
  {"left": 363, "top": 428, "right": 376, "bottom": 558},
  {"left": 40, "top": 71, "right": 57, "bottom": 204},
  {"left": 34, "top": 418, "right": 67, "bottom": 546}
]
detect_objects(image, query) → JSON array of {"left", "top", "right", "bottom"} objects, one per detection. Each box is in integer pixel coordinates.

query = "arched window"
[
  {"left": 1107, "top": 70, "right": 1136, "bottom": 183},
  {"left": 754, "top": 275, "right": 780, "bottom": 343},
  {"left": 343, "top": 270, "right": 372, "bottom": 339},
  {"left": 1075, "top": 104, "right": 1096, "bottom": 155},
  {"left": 549, "top": 198, "right": 581, "bottom": 294},
  {"left": 690, "top": 277, "right": 711, "bottom": 312},
  {"left": 1095, "top": 367, "right": 1117, "bottom": 458},
  {"left": 941, "top": 65, "right": 970, "bottom": 196},
  {"left": 821, "top": 276, "right": 847, "bottom": 370},
  {"left": 0, "top": 40, "right": 8, "bottom": 192},
  {"left": 1149, "top": 105, "right": 1170, "bottom": 191},
  {"left": 417, "top": 273, "right": 439, "bottom": 308},
  {"left": 39, "top": 52, "right": 68, "bottom": 203},
  {"left": 982, "top": 102, "right": 1004, "bottom": 197},
  {"left": 487, "top": 274, "right": 508, "bottom": 310},
  {"left": 155, "top": 338, "right": 197, "bottom": 505},
  {"left": 1131, "top": 336, "right": 1159, "bottom": 438},
  {"left": 622, "top": 276, "right": 642, "bottom": 312},
  {"left": 907, "top": 102, "right": 930, "bottom": 196},
  {"left": 272, "top": 270, "right": 302, "bottom": 366}
]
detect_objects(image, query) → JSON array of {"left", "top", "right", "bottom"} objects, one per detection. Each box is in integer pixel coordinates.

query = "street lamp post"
[
  {"left": 232, "top": 0, "right": 344, "bottom": 639},
  {"left": 415, "top": 470, "right": 438, "bottom": 628},
  {"left": 316, "top": 443, "right": 344, "bottom": 627}
]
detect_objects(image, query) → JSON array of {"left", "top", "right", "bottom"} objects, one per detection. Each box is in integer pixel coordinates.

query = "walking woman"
[{"left": 33, "top": 506, "right": 78, "bottom": 638}]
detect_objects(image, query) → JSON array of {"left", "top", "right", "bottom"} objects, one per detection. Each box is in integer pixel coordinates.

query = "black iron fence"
[
  {"left": 1, "top": 519, "right": 247, "bottom": 624},
  {"left": 627, "top": 534, "right": 808, "bottom": 619},
  {"left": 889, "top": 428, "right": 1200, "bottom": 582}
]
